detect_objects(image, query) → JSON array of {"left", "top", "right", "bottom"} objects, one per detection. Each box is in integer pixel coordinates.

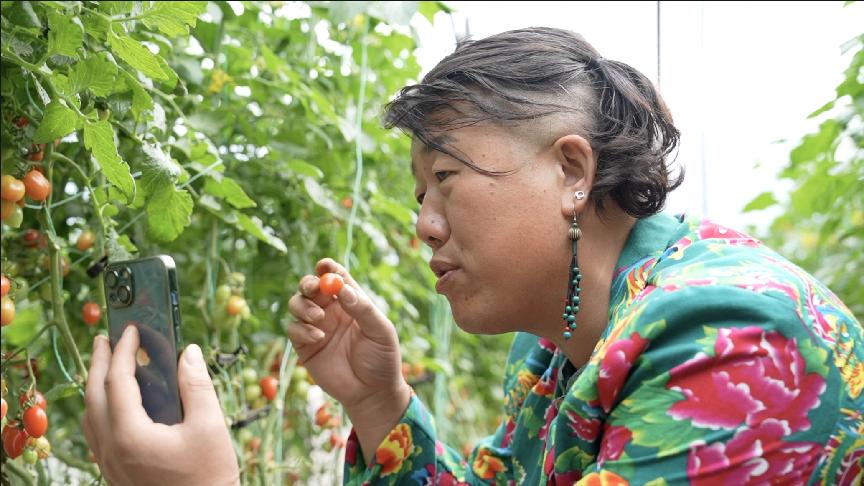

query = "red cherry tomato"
[
  {"left": 226, "top": 295, "right": 246, "bottom": 316},
  {"left": 1, "top": 275, "right": 9, "bottom": 296},
  {"left": 259, "top": 375, "right": 278, "bottom": 402},
  {"left": 82, "top": 302, "right": 101, "bottom": 326},
  {"left": 1, "top": 296, "right": 14, "bottom": 326},
  {"left": 23, "top": 406, "right": 48, "bottom": 438},
  {"left": 1, "top": 175, "right": 25, "bottom": 202},
  {"left": 23, "top": 229, "right": 45, "bottom": 249},
  {"left": 15, "top": 117, "right": 29, "bottom": 128},
  {"left": 22, "top": 169, "right": 51, "bottom": 201},
  {"left": 19, "top": 390, "right": 47, "bottom": 411},
  {"left": 2, "top": 424, "right": 28, "bottom": 459},
  {"left": 319, "top": 273, "right": 344, "bottom": 297}
]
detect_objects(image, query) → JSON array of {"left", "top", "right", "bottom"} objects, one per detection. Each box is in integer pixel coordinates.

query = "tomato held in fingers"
[
  {"left": 23, "top": 170, "right": 51, "bottom": 202},
  {"left": 260, "top": 375, "right": 278, "bottom": 401},
  {"left": 1, "top": 275, "right": 9, "bottom": 296},
  {"left": 1, "top": 296, "right": 14, "bottom": 326},
  {"left": 82, "top": 302, "right": 101, "bottom": 326},
  {"left": 1, "top": 175, "right": 25, "bottom": 202},
  {"left": 226, "top": 295, "right": 246, "bottom": 316},
  {"left": 23, "top": 406, "right": 48, "bottom": 438},
  {"left": 76, "top": 230, "right": 96, "bottom": 251},
  {"left": 319, "top": 273, "right": 344, "bottom": 297}
]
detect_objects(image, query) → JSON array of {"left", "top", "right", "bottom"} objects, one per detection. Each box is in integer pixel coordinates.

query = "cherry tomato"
[
  {"left": 23, "top": 229, "right": 44, "bottom": 249},
  {"left": 76, "top": 230, "right": 96, "bottom": 251},
  {"left": 319, "top": 273, "right": 344, "bottom": 297},
  {"left": 226, "top": 295, "right": 246, "bottom": 316},
  {"left": 1, "top": 275, "right": 9, "bottom": 296},
  {"left": 329, "top": 432, "right": 346, "bottom": 449},
  {"left": 241, "top": 368, "right": 258, "bottom": 385},
  {"left": 2, "top": 424, "right": 28, "bottom": 459},
  {"left": 3, "top": 204, "right": 23, "bottom": 228},
  {"left": 1, "top": 296, "right": 14, "bottom": 326},
  {"left": 15, "top": 117, "right": 29, "bottom": 128},
  {"left": 1, "top": 200, "right": 14, "bottom": 219},
  {"left": 1, "top": 175, "right": 25, "bottom": 202},
  {"left": 23, "top": 447, "right": 38, "bottom": 464},
  {"left": 23, "top": 406, "right": 47, "bottom": 438},
  {"left": 259, "top": 375, "right": 278, "bottom": 401},
  {"left": 33, "top": 436, "right": 50, "bottom": 459},
  {"left": 244, "top": 383, "right": 261, "bottom": 402},
  {"left": 19, "top": 390, "right": 47, "bottom": 411},
  {"left": 341, "top": 196, "right": 353, "bottom": 209},
  {"left": 82, "top": 302, "right": 101, "bottom": 326},
  {"left": 1, "top": 397, "right": 6, "bottom": 420},
  {"left": 26, "top": 144, "right": 45, "bottom": 162},
  {"left": 410, "top": 237, "right": 421, "bottom": 250},
  {"left": 214, "top": 284, "right": 231, "bottom": 304},
  {"left": 22, "top": 170, "right": 51, "bottom": 202}
]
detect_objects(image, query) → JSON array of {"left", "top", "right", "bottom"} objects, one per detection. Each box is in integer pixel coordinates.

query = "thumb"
[
  {"left": 337, "top": 285, "right": 396, "bottom": 341},
  {"left": 177, "top": 344, "right": 223, "bottom": 426}
]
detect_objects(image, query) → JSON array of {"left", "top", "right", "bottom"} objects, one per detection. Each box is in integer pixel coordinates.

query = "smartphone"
[{"left": 103, "top": 255, "right": 184, "bottom": 425}]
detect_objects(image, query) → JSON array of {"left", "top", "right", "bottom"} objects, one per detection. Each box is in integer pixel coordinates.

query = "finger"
[
  {"left": 84, "top": 335, "right": 111, "bottom": 453},
  {"left": 287, "top": 293, "right": 326, "bottom": 323},
  {"left": 106, "top": 325, "right": 152, "bottom": 430},
  {"left": 315, "top": 258, "right": 361, "bottom": 288},
  {"left": 297, "top": 275, "right": 335, "bottom": 310},
  {"left": 335, "top": 284, "right": 395, "bottom": 341},
  {"left": 286, "top": 321, "right": 326, "bottom": 347},
  {"left": 176, "top": 344, "right": 224, "bottom": 429}
]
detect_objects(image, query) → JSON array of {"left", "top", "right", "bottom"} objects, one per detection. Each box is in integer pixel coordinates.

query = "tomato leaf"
[
  {"left": 139, "top": 1, "right": 208, "bottom": 38},
  {"left": 47, "top": 10, "right": 84, "bottom": 59},
  {"left": 44, "top": 383, "right": 79, "bottom": 401},
  {"left": 34, "top": 100, "right": 81, "bottom": 143},
  {"left": 225, "top": 212, "right": 287, "bottom": 253},
  {"left": 68, "top": 53, "right": 119, "bottom": 96},
  {"left": 119, "top": 70, "right": 155, "bottom": 120},
  {"left": 742, "top": 191, "right": 778, "bottom": 212},
  {"left": 146, "top": 186, "right": 193, "bottom": 242},
  {"left": 203, "top": 176, "right": 256, "bottom": 209},
  {"left": 108, "top": 31, "right": 169, "bottom": 81},
  {"left": 83, "top": 120, "right": 135, "bottom": 202}
]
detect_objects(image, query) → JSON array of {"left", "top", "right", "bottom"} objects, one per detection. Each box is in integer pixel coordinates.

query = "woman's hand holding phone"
[
  {"left": 83, "top": 327, "right": 239, "bottom": 486},
  {"left": 286, "top": 258, "right": 411, "bottom": 463}
]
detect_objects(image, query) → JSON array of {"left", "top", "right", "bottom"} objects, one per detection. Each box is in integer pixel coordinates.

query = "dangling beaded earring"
[{"left": 562, "top": 191, "right": 584, "bottom": 340}]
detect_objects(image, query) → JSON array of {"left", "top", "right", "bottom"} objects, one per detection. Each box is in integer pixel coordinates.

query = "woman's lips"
[{"left": 435, "top": 268, "right": 460, "bottom": 293}]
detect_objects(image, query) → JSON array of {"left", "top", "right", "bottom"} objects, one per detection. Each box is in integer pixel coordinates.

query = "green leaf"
[
  {"left": 743, "top": 191, "right": 778, "bottom": 212},
  {"left": 119, "top": 70, "right": 154, "bottom": 119},
  {"left": 47, "top": 10, "right": 84, "bottom": 58},
  {"left": 417, "top": 1, "right": 441, "bottom": 22},
  {"left": 203, "top": 176, "right": 256, "bottom": 209},
  {"left": 146, "top": 186, "right": 193, "bottom": 242},
  {"left": 228, "top": 212, "right": 287, "bottom": 253},
  {"left": 108, "top": 31, "right": 169, "bottom": 81},
  {"left": 790, "top": 119, "right": 842, "bottom": 167},
  {"left": 83, "top": 120, "right": 135, "bottom": 201},
  {"left": 284, "top": 159, "right": 324, "bottom": 179},
  {"left": 34, "top": 101, "right": 80, "bottom": 143},
  {"left": 140, "top": 1, "right": 207, "bottom": 37},
  {"left": 44, "top": 383, "right": 80, "bottom": 401},
  {"left": 69, "top": 53, "right": 119, "bottom": 96}
]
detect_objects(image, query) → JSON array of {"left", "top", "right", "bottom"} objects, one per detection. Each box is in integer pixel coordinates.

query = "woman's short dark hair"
[{"left": 384, "top": 27, "right": 683, "bottom": 218}]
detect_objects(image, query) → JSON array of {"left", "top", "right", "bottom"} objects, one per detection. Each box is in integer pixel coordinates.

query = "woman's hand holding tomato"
[{"left": 286, "top": 258, "right": 411, "bottom": 462}]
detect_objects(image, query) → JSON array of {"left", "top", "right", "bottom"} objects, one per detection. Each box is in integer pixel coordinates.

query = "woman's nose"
[{"left": 415, "top": 200, "right": 449, "bottom": 249}]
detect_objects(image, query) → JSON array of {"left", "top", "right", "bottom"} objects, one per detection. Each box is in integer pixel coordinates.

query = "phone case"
[{"left": 103, "top": 255, "right": 184, "bottom": 425}]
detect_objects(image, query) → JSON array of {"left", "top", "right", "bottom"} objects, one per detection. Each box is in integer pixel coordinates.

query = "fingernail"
[
  {"left": 184, "top": 344, "right": 204, "bottom": 366},
  {"left": 123, "top": 325, "right": 137, "bottom": 339},
  {"left": 312, "top": 329, "right": 325, "bottom": 340},
  {"left": 341, "top": 286, "right": 357, "bottom": 305}
]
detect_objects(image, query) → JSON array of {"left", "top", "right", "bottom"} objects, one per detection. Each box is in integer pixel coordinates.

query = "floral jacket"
[{"left": 344, "top": 213, "right": 864, "bottom": 485}]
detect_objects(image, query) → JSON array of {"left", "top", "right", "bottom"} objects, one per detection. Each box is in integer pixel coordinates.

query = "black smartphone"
[{"left": 103, "top": 255, "right": 184, "bottom": 425}]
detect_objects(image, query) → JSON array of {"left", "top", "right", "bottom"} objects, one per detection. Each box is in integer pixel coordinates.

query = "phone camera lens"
[
  {"left": 118, "top": 268, "right": 131, "bottom": 283},
  {"left": 106, "top": 270, "right": 119, "bottom": 288},
  {"left": 117, "top": 286, "right": 132, "bottom": 305}
]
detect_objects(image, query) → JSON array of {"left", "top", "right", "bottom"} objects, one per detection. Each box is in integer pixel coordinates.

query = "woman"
[{"left": 82, "top": 28, "right": 863, "bottom": 485}]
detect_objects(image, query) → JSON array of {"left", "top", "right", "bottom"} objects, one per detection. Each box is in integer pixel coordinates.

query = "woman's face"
[{"left": 412, "top": 124, "right": 577, "bottom": 335}]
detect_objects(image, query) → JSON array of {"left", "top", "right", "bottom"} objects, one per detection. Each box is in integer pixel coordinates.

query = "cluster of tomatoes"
[
  {"left": 240, "top": 367, "right": 280, "bottom": 406},
  {"left": 213, "top": 272, "right": 252, "bottom": 331},
  {"left": 314, "top": 402, "right": 345, "bottom": 452},
  {"left": 2, "top": 386, "right": 51, "bottom": 465},
  {"left": 1, "top": 143, "right": 52, "bottom": 229}
]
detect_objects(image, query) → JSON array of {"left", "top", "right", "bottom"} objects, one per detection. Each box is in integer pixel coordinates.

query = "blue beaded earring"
[{"left": 562, "top": 191, "right": 584, "bottom": 340}]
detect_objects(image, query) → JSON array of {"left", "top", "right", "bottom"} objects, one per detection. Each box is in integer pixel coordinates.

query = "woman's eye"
[{"left": 434, "top": 171, "right": 452, "bottom": 182}]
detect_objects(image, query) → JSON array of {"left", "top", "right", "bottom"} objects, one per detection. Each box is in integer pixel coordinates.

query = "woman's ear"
[{"left": 554, "top": 134, "right": 596, "bottom": 217}]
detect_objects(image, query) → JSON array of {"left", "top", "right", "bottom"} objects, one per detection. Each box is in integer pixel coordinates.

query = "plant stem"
[
  {"left": 4, "top": 323, "right": 54, "bottom": 362},
  {"left": 4, "top": 459, "right": 36, "bottom": 486}
]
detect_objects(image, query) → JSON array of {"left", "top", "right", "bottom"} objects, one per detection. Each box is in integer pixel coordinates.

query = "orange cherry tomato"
[
  {"left": 76, "top": 230, "right": 96, "bottom": 251},
  {"left": 1, "top": 175, "right": 25, "bottom": 202},
  {"left": 319, "top": 273, "right": 344, "bottom": 297},
  {"left": 1, "top": 296, "right": 14, "bottom": 326},
  {"left": 1, "top": 275, "right": 9, "bottom": 296},
  {"left": 19, "top": 390, "right": 47, "bottom": 411},
  {"left": 226, "top": 295, "right": 246, "bottom": 316},
  {"left": 22, "top": 170, "right": 51, "bottom": 201}
]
